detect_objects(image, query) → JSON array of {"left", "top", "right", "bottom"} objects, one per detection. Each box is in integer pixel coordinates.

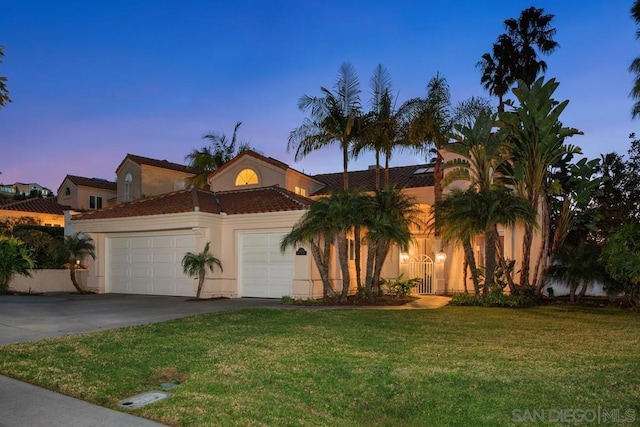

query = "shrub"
[
  {"left": 380, "top": 275, "right": 421, "bottom": 298},
  {"left": 449, "top": 292, "right": 534, "bottom": 308}
]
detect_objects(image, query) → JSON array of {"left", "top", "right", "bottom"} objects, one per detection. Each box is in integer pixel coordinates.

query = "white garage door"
[
  {"left": 108, "top": 234, "right": 196, "bottom": 296},
  {"left": 239, "top": 232, "right": 294, "bottom": 298}
]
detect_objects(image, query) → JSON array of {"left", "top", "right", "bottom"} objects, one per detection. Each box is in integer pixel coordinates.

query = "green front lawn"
[{"left": 1, "top": 306, "right": 638, "bottom": 426}]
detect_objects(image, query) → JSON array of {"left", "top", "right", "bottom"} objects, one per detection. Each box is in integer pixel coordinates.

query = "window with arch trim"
[
  {"left": 124, "top": 173, "right": 133, "bottom": 201},
  {"left": 235, "top": 168, "right": 259, "bottom": 186}
]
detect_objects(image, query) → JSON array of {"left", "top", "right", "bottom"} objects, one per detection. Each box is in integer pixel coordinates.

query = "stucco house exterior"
[
  {"left": 57, "top": 175, "right": 118, "bottom": 211},
  {"left": 115, "top": 154, "right": 199, "bottom": 204},
  {"left": 69, "top": 150, "right": 539, "bottom": 299}
]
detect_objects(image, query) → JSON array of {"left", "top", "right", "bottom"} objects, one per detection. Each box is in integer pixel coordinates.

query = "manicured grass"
[{"left": 0, "top": 306, "right": 639, "bottom": 426}]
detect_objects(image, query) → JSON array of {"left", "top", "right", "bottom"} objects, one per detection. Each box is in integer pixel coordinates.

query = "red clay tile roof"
[
  {"left": 59, "top": 175, "right": 117, "bottom": 193},
  {"left": 0, "top": 197, "right": 71, "bottom": 215},
  {"left": 71, "top": 186, "right": 311, "bottom": 220},
  {"left": 312, "top": 164, "right": 434, "bottom": 195},
  {"left": 217, "top": 185, "right": 311, "bottom": 214},
  {"left": 116, "top": 154, "right": 198, "bottom": 175}
]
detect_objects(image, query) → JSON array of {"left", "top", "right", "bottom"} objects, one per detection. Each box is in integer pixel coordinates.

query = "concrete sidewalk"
[{"left": 0, "top": 375, "right": 165, "bottom": 427}]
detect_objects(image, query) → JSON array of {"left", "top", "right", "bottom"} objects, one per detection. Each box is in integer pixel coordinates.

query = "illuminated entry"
[{"left": 235, "top": 168, "right": 258, "bottom": 185}]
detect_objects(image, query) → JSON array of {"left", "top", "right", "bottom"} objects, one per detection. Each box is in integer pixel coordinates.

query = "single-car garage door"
[
  {"left": 108, "top": 234, "right": 196, "bottom": 296},
  {"left": 239, "top": 232, "right": 294, "bottom": 298}
]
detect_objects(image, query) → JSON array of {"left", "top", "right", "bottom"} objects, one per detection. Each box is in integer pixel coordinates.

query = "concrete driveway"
[{"left": 0, "top": 293, "right": 280, "bottom": 345}]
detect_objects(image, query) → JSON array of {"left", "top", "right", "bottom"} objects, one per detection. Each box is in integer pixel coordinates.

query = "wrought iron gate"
[{"left": 408, "top": 255, "right": 435, "bottom": 294}]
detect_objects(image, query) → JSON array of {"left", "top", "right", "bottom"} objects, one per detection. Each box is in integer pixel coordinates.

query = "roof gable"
[
  {"left": 115, "top": 154, "right": 197, "bottom": 175},
  {"left": 57, "top": 175, "right": 117, "bottom": 194}
]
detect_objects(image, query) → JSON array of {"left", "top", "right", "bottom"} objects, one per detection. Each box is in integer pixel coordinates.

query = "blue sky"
[{"left": 0, "top": 1, "right": 637, "bottom": 192}]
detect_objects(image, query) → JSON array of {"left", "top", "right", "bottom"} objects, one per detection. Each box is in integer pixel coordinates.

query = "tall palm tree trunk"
[
  {"left": 196, "top": 268, "right": 206, "bottom": 299},
  {"left": 337, "top": 234, "right": 351, "bottom": 301},
  {"left": 484, "top": 227, "right": 497, "bottom": 296},
  {"left": 364, "top": 241, "right": 377, "bottom": 299},
  {"left": 462, "top": 238, "right": 480, "bottom": 294},
  {"left": 372, "top": 242, "right": 390, "bottom": 299},
  {"left": 342, "top": 144, "right": 349, "bottom": 190},
  {"left": 354, "top": 226, "right": 362, "bottom": 291},
  {"left": 310, "top": 240, "right": 336, "bottom": 298},
  {"left": 69, "top": 264, "right": 85, "bottom": 294}
]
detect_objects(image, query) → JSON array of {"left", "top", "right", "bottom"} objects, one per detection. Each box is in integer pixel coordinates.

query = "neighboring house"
[
  {"left": 13, "top": 182, "right": 53, "bottom": 197},
  {"left": 0, "top": 197, "right": 71, "bottom": 227},
  {"left": 70, "top": 150, "right": 537, "bottom": 298},
  {"left": 57, "top": 175, "right": 117, "bottom": 211},
  {"left": 115, "top": 154, "right": 199, "bottom": 204}
]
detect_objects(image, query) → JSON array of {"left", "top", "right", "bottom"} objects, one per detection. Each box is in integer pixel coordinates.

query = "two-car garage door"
[
  {"left": 108, "top": 234, "right": 196, "bottom": 297},
  {"left": 107, "top": 232, "right": 295, "bottom": 298}
]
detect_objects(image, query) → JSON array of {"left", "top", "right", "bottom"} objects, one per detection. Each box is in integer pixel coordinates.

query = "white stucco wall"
[{"left": 9, "top": 269, "right": 88, "bottom": 293}]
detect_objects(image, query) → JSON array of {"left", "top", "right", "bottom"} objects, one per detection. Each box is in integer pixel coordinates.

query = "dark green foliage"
[
  {"left": 449, "top": 292, "right": 534, "bottom": 308},
  {"left": 601, "top": 223, "right": 640, "bottom": 307}
]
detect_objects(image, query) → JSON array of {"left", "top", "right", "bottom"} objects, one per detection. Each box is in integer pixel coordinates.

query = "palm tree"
[
  {"left": 477, "top": 36, "right": 515, "bottom": 113},
  {"left": 60, "top": 233, "right": 96, "bottom": 294},
  {"left": 181, "top": 241, "right": 223, "bottom": 299},
  {"left": 0, "top": 236, "right": 35, "bottom": 294},
  {"left": 185, "top": 121, "right": 253, "bottom": 188},
  {"left": 435, "top": 187, "right": 536, "bottom": 295},
  {"left": 504, "top": 6, "right": 559, "bottom": 87},
  {"left": 630, "top": 1, "right": 640, "bottom": 118},
  {"left": 0, "top": 46, "right": 10, "bottom": 108},
  {"left": 444, "top": 111, "right": 520, "bottom": 291},
  {"left": 478, "top": 6, "right": 558, "bottom": 108},
  {"left": 363, "top": 187, "right": 420, "bottom": 300},
  {"left": 355, "top": 65, "right": 422, "bottom": 189},
  {"left": 288, "top": 62, "right": 362, "bottom": 190},
  {"left": 409, "top": 73, "right": 453, "bottom": 204},
  {"left": 499, "top": 78, "right": 582, "bottom": 292},
  {"left": 281, "top": 196, "right": 340, "bottom": 299}
]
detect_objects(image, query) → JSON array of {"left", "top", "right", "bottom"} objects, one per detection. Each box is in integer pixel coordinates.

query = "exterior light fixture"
[
  {"left": 400, "top": 252, "right": 410, "bottom": 263},
  {"left": 435, "top": 250, "right": 447, "bottom": 263}
]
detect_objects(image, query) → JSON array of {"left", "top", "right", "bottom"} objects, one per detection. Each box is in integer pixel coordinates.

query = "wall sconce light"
[
  {"left": 400, "top": 252, "right": 410, "bottom": 263},
  {"left": 75, "top": 259, "right": 81, "bottom": 266},
  {"left": 435, "top": 250, "right": 447, "bottom": 263}
]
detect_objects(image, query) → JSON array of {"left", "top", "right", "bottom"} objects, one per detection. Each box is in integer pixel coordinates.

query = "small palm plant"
[
  {"left": 60, "top": 233, "right": 96, "bottom": 294},
  {"left": 181, "top": 242, "right": 223, "bottom": 299}
]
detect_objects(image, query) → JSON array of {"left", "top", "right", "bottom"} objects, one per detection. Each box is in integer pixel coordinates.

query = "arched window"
[
  {"left": 235, "top": 168, "right": 258, "bottom": 186},
  {"left": 124, "top": 173, "right": 133, "bottom": 201}
]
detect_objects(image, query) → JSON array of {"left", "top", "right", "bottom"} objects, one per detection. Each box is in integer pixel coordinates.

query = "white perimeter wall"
[{"left": 9, "top": 269, "right": 88, "bottom": 293}]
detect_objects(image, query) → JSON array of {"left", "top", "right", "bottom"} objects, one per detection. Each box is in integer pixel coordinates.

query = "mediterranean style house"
[{"left": 68, "top": 150, "right": 539, "bottom": 299}]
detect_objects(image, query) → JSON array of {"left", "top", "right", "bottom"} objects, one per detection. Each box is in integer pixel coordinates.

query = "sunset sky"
[{"left": 0, "top": 1, "right": 637, "bottom": 192}]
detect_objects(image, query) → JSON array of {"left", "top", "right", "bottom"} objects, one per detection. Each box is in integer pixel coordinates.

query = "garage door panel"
[
  {"left": 240, "top": 232, "right": 293, "bottom": 298},
  {"left": 131, "top": 238, "right": 152, "bottom": 249},
  {"left": 154, "top": 253, "right": 174, "bottom": 263},
  {"left": 108, "top": 235, "right": 196, "bottom": 297}
]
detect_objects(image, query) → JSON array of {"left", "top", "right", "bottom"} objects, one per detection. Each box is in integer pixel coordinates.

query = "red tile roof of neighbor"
[
  {"left": 0, "top": 197, "right": 71, "bottom": 215},
  {"left": 60, "top": 175, "right": 117, "bottom": 192},
  {"left": 71, "top": 186, "right": 311, "bottom": 220},
  {"left": 312, "top": 164, "right": 434, "bottom": 195},
  {"left": 116, "top": 154, "right": 199, "bottom": 175}
]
